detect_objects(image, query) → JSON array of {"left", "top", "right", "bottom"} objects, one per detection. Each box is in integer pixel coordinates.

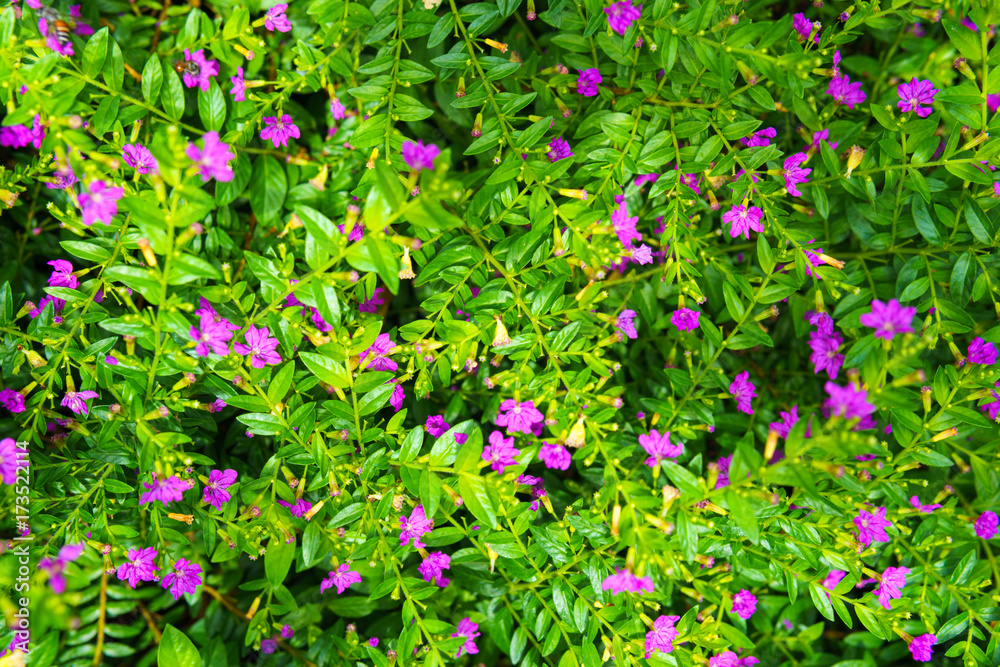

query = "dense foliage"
[{"left": 2, "top": 0, "right": 1000, "bottom": 665}]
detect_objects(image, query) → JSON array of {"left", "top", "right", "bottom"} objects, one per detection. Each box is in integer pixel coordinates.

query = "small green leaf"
[{"left": 158, "top": 625, "right": 203, "bottom": 667}]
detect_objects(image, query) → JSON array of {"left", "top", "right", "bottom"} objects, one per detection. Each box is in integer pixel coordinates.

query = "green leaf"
[
  {"left": 162, "top": 66, "right": 186, "bottom": 120},
  {"left": 265, "top": 536, "right": 295, "bottom": 587},
  {"left": 726, "top": 488, "right": 760, "bottom": 543},
  {"left": 296, "top": 205, "right": 342, "bottom": 254},
  {"left": 943, "top": 19, "right": 983, "bottom": 61},
  {"left": 808, "top": 582, "right": 835, "bottom": 621},
  {"left": 142, "top": 57, "right": 163, "bottom": 105},
  {"left": 198, "top": 82, "right": 227, "bottom": 132},
  {"left": 399, "top": 427, "right": 424, "bottom": 463},
  {"left": 458, "top": 474, "right": 497, "bottom": 529},
  {"left": 82, "top": 28, "right": 110, "bottom": 79},
  {"left": 249, "top": 155, "right": 288, "bottom": 223},
  {"left": 268, "top": 362, "right": 295, "bottom": 404},
  {"left": 158, "top": 625, "right": 203, "bottom": 667}
]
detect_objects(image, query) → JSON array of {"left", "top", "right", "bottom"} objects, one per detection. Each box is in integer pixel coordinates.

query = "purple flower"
[
  {"left": 547, "top": 136, "right": 573, "bottom": 162},
  {"left": 180, "top": 49, "right": 219, "bottom": 91},
  {"left": 670, "top": 308, "right": 700, "bottom": 332},
  {"left": 451, "top": 618, "right": 480, "bottom": 657},
  {"left": 875, "top": 566, "right": 909, "bottom": 609},
  {"left": 426, "top": 415, "right": 450, "bottom": 437},
  {"left": 980, "top": 382, "right": 1000, "bottom": 420},
  {"left": 783, "top": 153, "right": 811, "bottom": 196},
  {"left": 729, "top": 371, "right": 756, "bottom": 415},
  {"left": 827, "top": 74, "right": 867, "bottom": 108},
  {"left": 539, "top": 442, "right": 572, "bottom": 470},
  {"left": 715, "top": 454, "right": 732, "bottom": 488},
  {"left": 360, "top": 333, "right": 397, "bottom": 372},
  {"left": 612, "top": 195, "right": 641, "bottom": 246},
  {"left": 770, "top": 406, "right": 800, "bottom": 438},
  {"left": 261, "top": 115, "right": 301, "bottom": 148},
  {"left": 604, "top": 0, "right": 641, "bottom": 35},
  {"left": 230, "top": 67, "right": 246, "bottom": 102},
  {"left": 264, "top": 3, "right": 292, "bottom": 31},
  {"left": 0, "top": 438, "right": 21, "bottom": 485},
  {"left": 234, "top": 325, "right": 282, "bottom": 368},
  {"left": 418, "top": 551, "right": 451, "bottom": 587},
  {"left": 39, "top": 543, "right": 84, "bottom": 594},
  {"left": 123, "top": 143, "right": 158, "bottom": 174},
  {"left": 968, "top": 337, "right": 997, "bottom": 365},
  {"left": 723, "top": 204, "right": 764, "bottom": 239},
  {"left": 809, "top": 331, "right": 844, "bottom": 379},
  {"left": 483, "top": 430, "right": 520, "bottom": 474},
  {"left": 821, "top": 570, "right": 846, "bottom": 598},
  {"left": 61, "top": 389, "right": 99, "bottom": 415},
  {"left": 897, "top": 78, "right": 937, "bottom": 118},
  {"left": 975, "top": 510, "right": 998, "bottom": 539},
  {"left": 117, "top": 547, "right": 160, "bottom": 588},
  {"left": 824, "top": 381, "right": 876, "bottom": 420},
  {"left": 204, "top": 469, "right": 238, "bottom": 510},
  {"left": 631, "top": 243, "right": 653, "bottom": 265},
  {"left": 320, "top": 563, "right": 361, "bottom": 594},
  {"left": 402, "top": 140, "right": 440, "bottom": 171},
  {"left": 187, "top": 132, "right": 236, "bottom": 182},
  {"left": 261, "top": 639, "right": 278, "bottom": 654},
  {"left": 854, "top": 506, "right": 892, "bottom": 547},
  {"left": 807, "top": 129, "right": 838, "bottom": 152},
  {"left": 281, "top": 625, "right": 294, "bottom": 639},
  {"left": 162, "top": 558, "right": 203, "bottom": 600},
  {"left": 360, "top": 287, "right": 385, "bottom": 313},
  {"left": 390, "top": 384, "right": 405, "bottom": 412},
  {"left": 616, "top": 309, "right": 638, "bottom": 340},
  {"left": 859, "top": 299, "right": 915, "bottom": 340},
  {"left": 793, "top": 13, "right": 818, "bottom": 42},
  {"left": 368, "top": 637, "right": 378, "bottom": 648},
  {"left": 397, "top": 504, "right": 435, "bottom": 550},
  {"left": 30, "top": 114, "right": 44, "bottom": 149},
  {"left": 602, "top": 567, "right": 654, "bottom": 595},
  {"left": 0, "top": 388, "right": 25, "bottom": 414},
  {"left": 745, "top": 127, "right": 776, "bottom": 147},
  {"left": 0, "top": 125, "right": 32, "bottom": 149},
  {"left": 910, "top": 496, "right": 941, "bottom": 514},
  {"left": 330, "top": 97, "right": 347, "bottom": 119},
  {"left": 496, "top": 399, "right": 544, "bottom": 435},
  {"left": 79, "top": 181, "right": 124, "bottom": 226},
  {"left": 909, "top": 634, "right": 936, "bottom": 662},
  {"left": 731, "top": 589, "right": 757, "bottom": 619},
  {"left": 577, "top": 68, "right": 602, "bottom": 96},
  {"left": 644, "top": 615, "right": 680, "bottom": 657},
  {"left": 48, "top": 156, "right": 78, "bottom": 190},
  {"left": 47, "top": 259, "right": 78, "bottom": 289},
  {"left": 140, "top": 474, "right": 188, "bottom": 505},
  {"left": 638, "top": 429, "right": 683, "bottom": 467},
  {"left": 190, "top": 315, "right": 235, "bottom": 357}
]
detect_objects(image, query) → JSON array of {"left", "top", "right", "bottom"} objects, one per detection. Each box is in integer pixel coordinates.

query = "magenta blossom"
[
  {"left": 769, "top": 406, "right": 800, "bottom": 439},
  {"left": 496, "top": 399, "right": 544, "bottom": 434},
  {"left": 824, "top": 381, "right": 876, "bottom": 420},
  {"left": 361, "top": 333, "right": 397, "bottom": 371},
  {"left": 809, "top": 331, "right": 844, "bottom": 379},
  {"left": 48, "top": 259, "right": 78, "bottom": 288},
  {"left": 278, "top": 498, "right": 313, "bottom": 518},
  {"left": 729, "top": 371, "right": 757, "bottom": 415},
  {"left": 783, "top": 153, "right": 811, "bottom": 196},
  {"left": 612, "top": 195, "right": 641, "bottom": 246},
  {"left": 39, "top": 543, "right": 85, "bottom": 594},
  {"left": 616, "top": 309, "right": 638, "bottom": 340},
  {"left": 187, "top": 131, "right": 236, "bottom": 182},
  {"left": 234, "top": 325, "right": 282, "bottom": 368},
  {"left": 644, "top": 615, "right": 680, "bottom": 657},
  {"left": 745, "top": 127, "right": 776, "bottom": 147},
  {"left": 671, "top": 308, "right": 700, "bottom": 331},
  {"left": 793, "top": 13, "right": 818, "bottom": 42},
  {"left": 426, "top": 415, "right": 450, "bottom": 437},
  {"left": 400, "top": 504, "right": 434, "bottom": 548},
  {"left": 123, "top": 143, "right": 158, "bottom": 174},
  {"left": 577, "top": 68, "right": 602, "bottom": 96},
  {"left": 910, "top": 496, "right": 941, "bottom": 514},
  {"left": 230, "top": 67, "right": 246, "bottom": 102},
  {"left": 723, "top": 204, "right": 764, "bottom": 239},
  {"left": 79, "top": 181, "right": 124, "bottom": 226},
  {"left": 418, "top": 551, "right": 451, "bottom": 587},
  {"left": 180, "top": 49, "right": 219, "bottom": 91},
  {"left": 975, "top": 510, "right": 998, "bottom": 539},
  {"left": 604, "top": 0, "right": 641, "bottom": 35},
  {"left": 402, "top": 140, "right": 440, "bottom": 171},
  {"left": 451, "top": 618, "right": 480, "bottom": 657},
  {"left": 320, "top": 563, "right": 361, "bottom": 594},
  {"left": 859, "top": 299, "right": 915, "bottom": 340},
  {"left": 360, "top": 287, "right": 385, "bottom": 313},
  {"left": 602, "top": 568, "right": 654, "bottom": 595},
  {"left": 968, "top": 337, "right": 997, "bottom": 365},
  {"left": 204, "top": 469, "right": 238, "bottom": 510},
  {"left": 731, "top": 589, "right": 757, "bottom": 619},
  {"left": 854, "top": 506, "right": 892, "bottom": 547},
  {"left": 0, "top": 389, "right": 25, "bottom": 414},
  {"left": 547, "top": 136, "right": 573, "bottom": 161},
  {"left": 390, "top": 384, "right": 405, "bottom": 412},
  {"left": 0, "top": 438, "right": 23, "bottom": 485},
  {"left": 162, "top": 558, "right": 203, "bottom": 600},
  {"left": 483, "top": 430, "right": 520, "bottom": 474},
  {"left": 261, "top": 115, "right": 301, "bottom": 148},
  {"left": 190, "top": 315, "right": 235, "bottom": 357},
  {"left": 827, "top": 73, "right": 867, "bottom": 108},
  {"left": 539, "top": 442, "right": 572, "bottom": 470},
  {"left": 61, "top": 389, "right": 99, "bottom": 415},
  {"left": 264, "top": 3, "right": 292, "bottom": 32},
  {"left": 638, "top": 429, "right": 683, "bottom": 467},
  {"left": 140, "top": 474, "right": 188, "bottom": 505},
  {"left": 909, "top": 634, "right": 936, "bottom": 662},
  {"left": 875, "top": 566, "right": 909, "bottom": 609},
  {"left": 330, "top": 97, "right": 347, "bottom": 119},
  {"left": 821, "top": 570, "right": 846, "bottom": 598},
  {"left": 117, "top": 547, "right": 160, "bottom": 588},
  {"left": 897, "top": 78, "right": 937, "bottom": 117}
]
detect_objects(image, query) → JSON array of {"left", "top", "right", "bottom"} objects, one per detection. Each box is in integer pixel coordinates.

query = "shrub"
[{"left": 1, "top": 0, "right": 1000, "bottom": 666}]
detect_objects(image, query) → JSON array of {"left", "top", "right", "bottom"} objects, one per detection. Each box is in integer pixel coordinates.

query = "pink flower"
[
  {"left": 547, "top": 137, "right": 573, "bottom": 161},
  {"left": 638, "top": 429, "right": 683, "bottom": 467},
  {"left": 451, "top": 618, "right": 480, "bottom": 657},
  {"left": 824, "top": 381, "right": 876, "bottom": 420},
  {"left": 909, "top": 634, "right": 936, "bottom": 662},
  {"left": 612, "top": 194, "right": 641, "bottom": 246},
  {"left": 979, "top": 382, "right": 1000, "bottom": 420},
  {"left": 61, "top": 389, "right": 99, "bottom": 415},
  {"left": 968, "top": 337, "right": 997, "bottom": 365},
  {"left": 187, "top": 131, "right": 236, "bottom": 182},
  {"left": 140, "top": 474, "right": 188, "bottom": 505},
  {"left": 79, "top": 181, "right": 124, "bottom": 226},
  {"left": 117, "top": 547, "right": 160, "bottom": 588},
  {"left": 616, "top": 309, "right": 638, "bottom": 339},
  {"left": 360, "top": 287, "right": 385, "bottom": 313},
  {"left": 604, "top": 0, "right": 641, "bottom": 35},
  {"left": 180, "top": 49, "right": 219, "bottom": 92},
  {"left": 723, "top": 204, "right": 764, "bottom": 239},
  {"left": 400, "top": 504, "right": 434, "bottom": 548},
  {"left": 390, "top": 384, "right": 405, "bottom": 412},
  {"left": 644, "top": 615, "right": 680, "bottom": 657},
  {"left": 769, "top": 406, "right": 800, "bottom": 438},
  {"left": 122, "top": 143, "right": 158, "bottom": 174},
  {"left": 264, "top": 3, "right": 292, "bottom": 32},
  {"left": 875, "top": 566, "right": 909, "bottom": 609},
  {"left": 278, "top": 498, "right": 312, "bottom": 518},
  {"left": 483, "top": 431, "right": 520, "bottom": 474},
  {"left": 731, "top": 589, "right": 757, "bottom": 619},
  {"left": 809, "top": 331, "right": 844, "bottom": 379},
  {"left": 821, "top": 570, "right": 846, "bottom": 598},
  {"left": 909, "top": 496, "right": 941, "bottom": 514},
  {"left": 282, "top": 625, "right": 294, "bottom": 639},
  {"left": 806, "top": 129, "right": 838, "bottom": 152},
  {"left": 897, "top": 78, "right": 937, "bottom": 117},
  {"left": 234, "top": 325, "right": 282, "bottom": 368},
  {"left": 745, "top": 127, "right": 776, "bottom": 147},
  {"left": 859, "top": 299, "right": 915, "bottom": 340},
  {"left": 793, "top": 13, "right": 818, "bottom": 42},
  {"left": 162, "top": 558, "right": 203, "bottom": 600},
  {"left": 827, "top": 73, "right": 867, "bottom": 108},
  {"left": 230, "top": 66, "right": 246, "bottom": 102},
  {"left": 330, "top": 97, "right": 347, "bottom": 119},
  {"left": 39, "top": 543, "right": 84, "bottom": 594},
  {"left": 670, "top": 308, "right": 700, "bottom": 331},
  {"left": 426, "top": 415, "right": 450, "bottom": 437},
  {"left": 783, "top": 153, "right": 811, "bottom": 196},
  {"left": 260, "top": 114, "right": 301, "bottom": 148},
  {"left": 190, "top": 315, "right": 236, "bottom": 357},
  {"left": 602, "top": 568, "right": 653, "bottom": 595},
  {"left": 402, "top": 140, "right": 440, "bottom": 171},
  {"left": 418, "top": 551, "right": 451, "bottom": 587},
  {"left": 360, "top": 334, "right": 397, "bottom": 372},
  {"left": 729, "top": 371, "right": 756, "bottom": 415},
  {"left": 539, "top": 442, "right": 572, "bottom": 470},
  {"left": 0, "top": 389, "right": 25, "bottom": 414},
  {"left": 854, "top": 506, "right": 892, "bottom": 546},
  {"left": 204, "top": 469, "right": 238, "bottom": 510},
  {"left": 577, "top": 68, "right": 602, "bottom": 96},
  {"left": 320, "top": 563, "right": 361, "bottom": 594},
  {"left": 975, "top": 510, "right": 998, "bottom": 539},
  {"left": 496, "top": 399, "right": 544, "bottom": 434}
]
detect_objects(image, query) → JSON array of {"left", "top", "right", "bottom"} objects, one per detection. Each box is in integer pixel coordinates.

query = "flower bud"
[
  {"left": 931, "top": 427, "right": 958, "bottom": 442},
  {"left": 472, "top": 112, "right": 483, "bottom": 138},
  {"left": 557, "top": 188, "right": 588, "bottom": 200},
  {"left": 566, "top": 413, "right": 586, "bottom": 448},
  {"left": 954, "top": 58, "right": 976, "bottom": 81},
  {"left": 485, "top": 38, "right": 508, "bottom": 53},
  {"left": 735, "top": 60, "right": 758, "bottom": 86},
  {"left": 167, "top": 512, "right": 194, "bottom": 525},
  {"left": 492, "top": 316, "right": 511, "bottom": 347},
  {"left": 137, "top": 238, "right": 157, "bottom": 267},
  {"left": 911, "top": 8, "right": 941, "bottom": 22},
  {"left": 961, "top": 131, "right": 991, "bottom": 151}
]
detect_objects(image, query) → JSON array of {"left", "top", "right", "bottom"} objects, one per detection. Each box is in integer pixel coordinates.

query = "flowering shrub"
[{"left": 3, "top": 0, "right": 1000, "bottom": 665}]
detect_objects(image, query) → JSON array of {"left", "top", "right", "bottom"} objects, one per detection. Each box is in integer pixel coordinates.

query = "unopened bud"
[
  {"left": 485, "top": 38, "right": 508, "bottom": 53},
  {"left": 845, "top": 145, "right": 865, "bottom": 178},
  {"left": 492, "top": 316, "right": 511, "bottom": 347},
  {"left": 137, "top": 238, "right": 157, "bottom": 267},
  {"left": 167, "top": 512, "right": 194, "bottom": 525},
  {"left": 557, "top": 188, "right": 588, "bottom": 200},
  {"left": 954, "top": 58, "right": 976, "bottom": 81}
]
